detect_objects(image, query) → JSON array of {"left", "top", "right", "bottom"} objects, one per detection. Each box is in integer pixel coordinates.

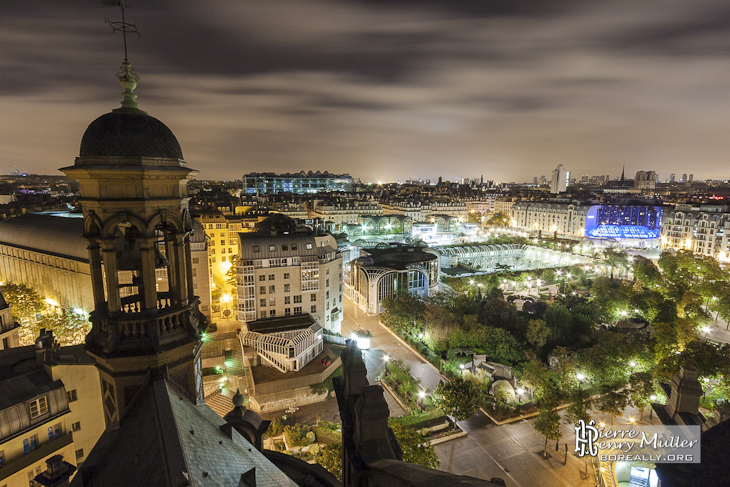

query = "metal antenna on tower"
[{"left": 103, "top": 0, "right": 141, "bottom": 61}]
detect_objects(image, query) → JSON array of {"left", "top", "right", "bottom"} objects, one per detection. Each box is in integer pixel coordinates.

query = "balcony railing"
[{"left": 0, "top": 432, "right": 73, "bottom": 482}]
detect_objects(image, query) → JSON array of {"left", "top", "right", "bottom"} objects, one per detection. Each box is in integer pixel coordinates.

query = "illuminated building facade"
[
  {"left": 236, "top": 221, "right": 343, "bottom": 334},
  {"left": 661, "top": 205, "right": 730, "bottom": 260},
  {"left": 196, "top": 208, "right": 269, "bottom": 318},
  {"left": 345, "top": 245, "right": 439, "bottom": 314},
  {"left": 511, "top": 202, "right": 665, "bottom": 246},
  {"left": 243, "top": 171, "right": 355, "bottom": 194}
]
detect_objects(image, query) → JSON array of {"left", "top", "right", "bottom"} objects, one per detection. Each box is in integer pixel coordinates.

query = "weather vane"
[{"left": 103, "top": 0, "right": 141, "bottom": 62}]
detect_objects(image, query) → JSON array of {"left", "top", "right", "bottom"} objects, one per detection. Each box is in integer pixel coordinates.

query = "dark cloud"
[{"left": 3, "top": 0, "right": 730, "bottom": 182}]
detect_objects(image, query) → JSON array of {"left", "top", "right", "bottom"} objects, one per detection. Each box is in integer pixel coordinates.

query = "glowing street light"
[
  {"left": 418, "top": 391, "right": 426, "bottom": 399},
  {"left": 576, "top": 372, "right": 585, "bottom": 382}
]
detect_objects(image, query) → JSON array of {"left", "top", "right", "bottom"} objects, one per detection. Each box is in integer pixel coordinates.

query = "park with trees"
[
  {"left": 380, "top": 248, "right": 730, "bottom": 446},
  {"left": 2, "top": 282, "right": 91, "bottom": 345}
]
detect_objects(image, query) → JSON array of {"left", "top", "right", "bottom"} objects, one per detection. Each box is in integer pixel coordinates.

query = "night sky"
[{"left": 4, "top": 0, "right": 730, "bottom": 183}]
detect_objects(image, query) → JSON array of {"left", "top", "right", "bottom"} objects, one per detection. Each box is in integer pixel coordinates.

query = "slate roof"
[
  {"left": 72, "top": 378, "right": 297, "bottom": 487},
  {"left": 355, "top": 245, "right": 438, "bottom": 270},
  {"left": 238, "top": 233, "right": 337, "bottom": 260},
  {"left": 0, "top": 214, "right": 87, "bottom": 261},
  {"left": 246, "top": 314, "right": 318, "bottom": 334},
  {"left": 0, "top": 358, "right": 63, "bottom": 411},
  {"left": 79, "top": 109, "right": 184, "bottom": 160},
  {"left": 655, "top": 419, "right": 730, "bottom": 486}
]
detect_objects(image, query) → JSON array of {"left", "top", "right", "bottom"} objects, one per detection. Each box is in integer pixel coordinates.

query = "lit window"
[{"left": 29, "top": 397, "right": 48, "bottom": 419}]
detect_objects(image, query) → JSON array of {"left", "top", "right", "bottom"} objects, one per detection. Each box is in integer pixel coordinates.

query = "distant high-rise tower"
[
  {"left": 682, "top": 173, "right": 687, "bottom": 183},
  {"left": 550, "top": 164, "right": 567, "bottom": 194},
  {"left": 61, "top": 61, "right": 206, "bottom": 425},
  {"left": 669, "top": 173, "right": 676, "bottom": 183},
  {"left": 689, "top": 174, "right": 694, "bottom": 182}
]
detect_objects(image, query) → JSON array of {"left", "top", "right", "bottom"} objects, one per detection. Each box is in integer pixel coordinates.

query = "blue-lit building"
[
  {"left": 584, "top": 205, "right": 663, "bottom": 240},
  {"left": 511, "top": 201, "right": 666, "bottom": 247},
  {"left": 243, "top": 171, "right": 356, "bottom": 194}
]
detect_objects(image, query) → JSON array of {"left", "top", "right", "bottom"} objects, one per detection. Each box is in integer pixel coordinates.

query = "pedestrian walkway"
[{"left": 704, "top": 315, "right": 730, "bottom": 344}]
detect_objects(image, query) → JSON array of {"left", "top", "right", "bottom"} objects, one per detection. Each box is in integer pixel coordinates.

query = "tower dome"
[
  {"left": 76, "top": 59, "right": 184, "bottom": 161},
  {"left": 79, "top": 110, "right": 183, "bottom": 159}
]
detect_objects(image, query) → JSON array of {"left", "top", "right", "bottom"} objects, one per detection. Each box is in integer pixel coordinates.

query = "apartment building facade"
[{"left": 236, "top": 229, "right": 343, "bottom": 334}]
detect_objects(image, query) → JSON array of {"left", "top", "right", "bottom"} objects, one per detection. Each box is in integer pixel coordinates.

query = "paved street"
[
  {"left": 340, "top": 297, "right": 597, "bottom": 486},
  {"left": 340, "top": 297, "right": 444, "bottom": 392}
]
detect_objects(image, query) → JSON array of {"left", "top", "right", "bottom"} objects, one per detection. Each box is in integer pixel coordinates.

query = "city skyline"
[{"left": 4, "top": 0, "right": 730, "bottom": 182}]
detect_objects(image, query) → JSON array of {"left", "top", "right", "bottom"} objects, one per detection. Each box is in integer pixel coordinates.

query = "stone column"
[
  {"left": 140, "top": 240, "right": 158, "bottom": 311},
  {"left": 101, "top": 243, "right": 120, "bottom": 313},
  {"left": 87, "top": 241, "right": 106, "bottom": 310}
]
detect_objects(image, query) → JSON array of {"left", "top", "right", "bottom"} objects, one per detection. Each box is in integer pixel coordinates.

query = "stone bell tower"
[{"left": 61, "top": 60, "right": 206, "bottom": 425}]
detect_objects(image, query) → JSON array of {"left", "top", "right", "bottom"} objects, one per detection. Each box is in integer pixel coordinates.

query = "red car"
[{"left": 321, "top": 356, "right": 332, "bottom": 366}]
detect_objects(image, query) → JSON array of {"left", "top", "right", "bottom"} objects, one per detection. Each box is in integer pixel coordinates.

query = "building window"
[
  {"left": 269, "top": 297, "right": 276, "bottom": 306},
  {"left": 269, "top": 285, "right": 275, "bottom": 293},
  {"left": 284, "top": 273, "right": 290, "bottom": 279},
  {"left": 259, "top": 275, "right": 266, "bottom": 282},
  {"left": 311, "top": 305, "right": 317, "bottom": 313},
  {"left": 294, "top": 306, "right": 302, "bottom": 314},
  {"left": 259, "top": 286, "right": 266, "bottom": 294},
  {"left": 291, "top": 244, "right": 298, "bottom": 250},
  {"left": 269, "top": 245, "right": 276, "bottom": 252},
  {"left": 67, "top": 389, "right": 78, "bottom": 402},
  {"left": 269, "top": 274, "right": 275, "bottom": 280},
  {"left": 193, "top": 257, "right": 199, "bottom": 264},
  {"left": 306, "top": 243, "right": 312, "bottom": 249},
  {"left": 282, "top": 244, "right": 288, "bottom": 251},
  {"left": 260, "top": 311, "right": 267, "bottom": 319},
  {"left": 76, "top": 449, "right": 84, "bottom": 460},
  {"left": 260, "top": 299, "right": 266, "bottom": 307},
  {"left": 294, "top": 295, "right": 302, "bottom": 303},
  {"left": 284, "top": 296, "right": 291, "bottom": 304},
  {"left": 269, "top": 310, "right": 276, "bottom": 317},
  {"left": 285, "top": 308, "right": 291, "bottom": 316},
  {"left": 253, "top": 246, "right": 260, "bottom": 253},
  {"left": 72, "top": 422, "right": 81, "bottom": 432},
  {"left": 284, "top": 284, "right": 290, "bottom": 293},
  {"left": 29, "top": 397, "right": 48, "bottom": 419},
  {"left": 326, "top": 279, "right": 329, "bottom": 287},
  {"left": 326, "top": 291, "right": 330, "bottom": 299},
  {"left": 310, "top": 293, "right": 317, "bottom": 302},
  {"left": 220, "top": 240, "right": 225, "bottom": 246}
]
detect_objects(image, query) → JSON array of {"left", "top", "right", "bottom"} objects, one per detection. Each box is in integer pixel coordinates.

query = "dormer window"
[{"left": 30, "top": 397, "right": 48, "bottom": 419}]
